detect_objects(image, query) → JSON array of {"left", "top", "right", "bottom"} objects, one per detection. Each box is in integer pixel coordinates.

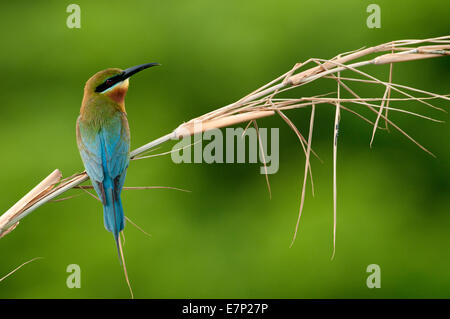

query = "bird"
[{"left": 76, "top": 63, "right": 160, "bottom": 259}]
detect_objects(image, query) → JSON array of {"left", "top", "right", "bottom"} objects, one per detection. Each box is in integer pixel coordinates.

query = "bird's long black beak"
[
  {"left": 96, "top": 62, "right": 160, "bottom": 92},
  {"left": 121, "top": 62, "right": 160, "bottom": 80}
]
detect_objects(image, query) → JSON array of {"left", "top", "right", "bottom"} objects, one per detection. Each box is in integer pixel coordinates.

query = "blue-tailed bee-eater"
[{"left": 76, "top": 63, "right": 159, "bottom": 258}]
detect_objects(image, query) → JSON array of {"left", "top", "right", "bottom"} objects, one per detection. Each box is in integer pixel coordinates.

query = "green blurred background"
[{"left": 0, "top": 0, "right": 449, "bottom": 298}]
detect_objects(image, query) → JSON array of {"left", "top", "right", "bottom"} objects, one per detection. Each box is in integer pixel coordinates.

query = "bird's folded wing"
[
  {"left": 76, "top": 117, "right": 104, "bottom": 183},
  {"left": 101, "top": 113, "right": 130, "bottom": 181}
]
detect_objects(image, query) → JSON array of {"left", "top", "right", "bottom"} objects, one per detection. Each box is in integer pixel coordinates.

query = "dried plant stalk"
[
  {"left": 0, "top": 36, "right": 448, "bottom": 248},
  {"left": 0, "top": 257, "right": 43, "bottom": 282},
  {"left": 0, "top": 170, "right": 62, "bottom": 238}
]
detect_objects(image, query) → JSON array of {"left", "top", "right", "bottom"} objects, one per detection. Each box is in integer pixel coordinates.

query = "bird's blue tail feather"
[{"left": 102, "top": 180, "right": 125, "bottom": 261}]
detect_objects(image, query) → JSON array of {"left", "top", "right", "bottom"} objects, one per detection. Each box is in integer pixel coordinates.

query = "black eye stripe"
[{"left": 95, "top": 73, "right": 125, "bottom": 93}]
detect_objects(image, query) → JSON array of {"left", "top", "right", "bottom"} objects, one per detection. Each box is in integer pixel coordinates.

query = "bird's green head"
[{"left": 82, "top": 63, "right": 160, "bottom": 109}]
